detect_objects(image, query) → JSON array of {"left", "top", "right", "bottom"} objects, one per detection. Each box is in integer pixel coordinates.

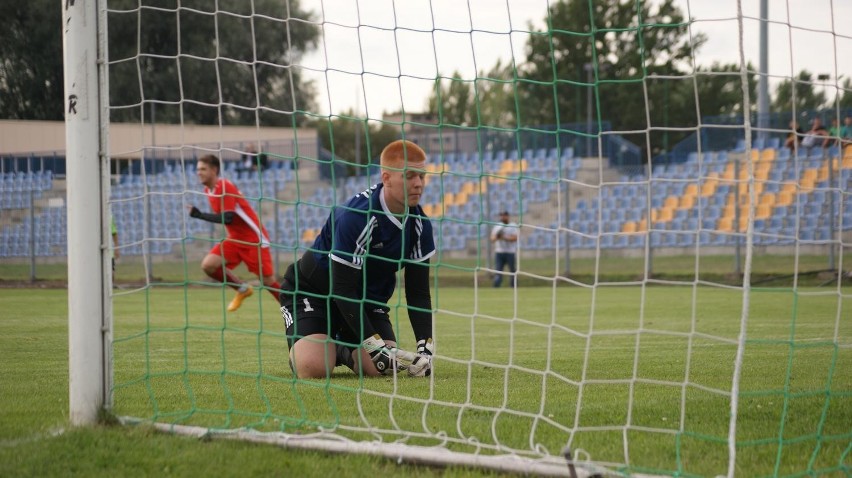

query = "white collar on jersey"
[{"left": 379, "top": 186, "right": 404, "bottom": 230}]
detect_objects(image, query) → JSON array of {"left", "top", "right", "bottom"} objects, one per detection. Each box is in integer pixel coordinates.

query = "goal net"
[{"left": 64, "top": 0, "right": 851, "bottom": 476}]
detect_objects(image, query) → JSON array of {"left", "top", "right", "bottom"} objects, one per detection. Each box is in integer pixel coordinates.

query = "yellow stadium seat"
[
  {"left": 622, "top": 221, "right": 637, "bottom": 233},
  {"left": 724, "top": 192, "right": 735, "bottom": 206},
  {"left": 817, "top": 165, "right": 829, "bottom": 182},
  {"left": 759, "top": 193, "right": 776, "bottom": 206},
  {"left": 800, "top": 169, "right": 817, "bottom": 190},
  {"left": 755, "top": 171, "right": 769, "bottom": 182},
  {"left": 301, "top": 228, "right": 317, "bottom": 243},
  {"left": 756, "top": 204, "right": 772, "bottom": 220},
  {"left": 679, "top": 195, "right": 695, "bottom": 209},
  {"left": 658, "top": 207, "right": 674, "bottom": 222},
  {"left": 684, "top": 184, "right": 698, "bottom": 196},
  {"left": 717, "top": 217, "right": 733, "bottom": 232},
  {"left": 760, "top": 148, "right": 776, "bottom": 162},
  {"left": 722, "top": 163, "right": 735, "bottom": 180},
  {"left": 776, "top": 190, "right": 794, "bottom": 207},
  {"left": 664, "top": 196, "right": 679, "bottom": 209},
  {"left": 701, "top": 181, "right": 717, "bottom": 197},
  {"left": 427, "top": 203, "right": 445, "bottom": 218}
]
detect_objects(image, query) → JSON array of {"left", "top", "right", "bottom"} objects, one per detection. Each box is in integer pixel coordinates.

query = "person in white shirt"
[
  {"left": 799, "top": 117, "right": 829, "bottom": 149},
  {"left": 490, "top": 210, "right": 519, "bottom": 288}
]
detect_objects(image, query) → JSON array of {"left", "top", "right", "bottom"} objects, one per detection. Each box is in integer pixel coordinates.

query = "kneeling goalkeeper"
[{"left": 280, "top": 140, "right": 435, "bottom": 379}]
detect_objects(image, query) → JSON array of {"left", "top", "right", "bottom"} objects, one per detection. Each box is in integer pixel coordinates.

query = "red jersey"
[{"left": 205, "top": 178, "right": 271, "bottom": 247}]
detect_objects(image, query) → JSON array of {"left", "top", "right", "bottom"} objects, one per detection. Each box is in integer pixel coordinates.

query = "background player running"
[{"left": 188, "top": 154, "right": 280, "bottom": 312}]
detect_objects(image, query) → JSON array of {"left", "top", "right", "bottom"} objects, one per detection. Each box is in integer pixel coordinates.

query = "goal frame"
[{"left": 64, "top": 0, "right": 113, "bottom": 425}]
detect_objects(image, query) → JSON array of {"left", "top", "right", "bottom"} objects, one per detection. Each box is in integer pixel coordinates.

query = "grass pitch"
[{"left": 1, "top": 284, "right": 850, "bottom": 477}]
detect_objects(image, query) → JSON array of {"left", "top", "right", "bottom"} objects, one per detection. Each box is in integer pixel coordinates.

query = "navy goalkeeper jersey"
[{"left": 307, "top": 183, "right": 436, "bottom": 303}]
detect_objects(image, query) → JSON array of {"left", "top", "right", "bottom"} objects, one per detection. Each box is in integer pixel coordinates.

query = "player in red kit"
[{"left": 188, "top": 154, "right": 280, "bottom": 311}]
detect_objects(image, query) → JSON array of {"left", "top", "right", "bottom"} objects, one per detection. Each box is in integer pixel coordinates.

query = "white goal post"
[{"left": 64, "top": 0, "right": 111, "bottom": 426}]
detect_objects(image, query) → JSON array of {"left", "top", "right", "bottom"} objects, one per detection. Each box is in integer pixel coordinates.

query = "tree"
[
  {"left": 427, "top": 72, "right": 472, "bottom": 127},
  {"left": 426, "top": 61, "right": 519, "bottom": 129},
  {"left": 0, "top": 1, "right": 64, "bottom": 120},
  {"left": 517, "top": 0, "right": 708, "bottom": 160},
  {"left": 693, "top": 63, "right": 758, "bottom": 119},
  {"left": 474, "top": 60, "right": 519, "bottom": 129},
  {"left": 834, "top": 78, "right": 852, "bottom": 112},
  {"left": 107, "top": 0, "right": 319, "bottom": 126},
  {"left": 771, "top": 70, "right": 828, "bottom": 115},
  {"left": 315, "top": 112, "right": 400, "bottom": 177},
  {"left": 1, "top": 0, "right": 320, "bottom": 125}
]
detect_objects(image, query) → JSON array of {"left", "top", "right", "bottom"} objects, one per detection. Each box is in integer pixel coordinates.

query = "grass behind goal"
[{"left": 107, "top": 283, "right": 851, "bottom": 476}]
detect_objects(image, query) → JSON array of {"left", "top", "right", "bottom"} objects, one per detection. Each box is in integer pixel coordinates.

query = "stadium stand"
[{"left": 2, "top": 143, "right": 851, "bottom": 258}]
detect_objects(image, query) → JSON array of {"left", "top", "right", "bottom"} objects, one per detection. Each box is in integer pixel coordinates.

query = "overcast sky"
[{"left": 297, "top": 0, "right": 852, "bottom": 118}]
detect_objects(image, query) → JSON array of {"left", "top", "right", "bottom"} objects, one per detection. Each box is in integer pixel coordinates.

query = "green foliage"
[
  {"left": 694, "top": 62, "right": 758, "bottom": 118},
  {"left": 836, "top": 78, "right": 852, "bottom": 111},
  {"left": 518, "top": 0, "right": 713, "bottom": 157},
  {"left": 106, "top": 0, "right": 319, "bottom": 126},
  {"left": 426, "top": 61, "right": 519, "bottom": 130},
  {"left": 428, "top": 72, "right": 472, "bottom": 127},
  {"left": 0, "top": 0, "right": 320, "bottom": 124},
  {"left": 314, "top": 113, "right": 400, "bottom": 175},
  {"left": 420, "top": 0, "right": 767, "bottom": 159},
  {"left": 0, "top": 1, "right": 65, "bottom": 120},
  {"left": 772, "top": 70, "right": 829, "bottom": 114}
]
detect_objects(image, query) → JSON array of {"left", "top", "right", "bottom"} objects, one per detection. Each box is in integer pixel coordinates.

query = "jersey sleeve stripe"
[
  {"left": 234, "top": 204, "right": 270, "bottom": 246},
  {"left": 352, "top": 217, "right": 377, "bottom": 267},
  {"left": 410, "top": 216, "right": 425, "bottom": 260},
  {"left": 330, "top": 253, "right": 361, "bottom": 269}
]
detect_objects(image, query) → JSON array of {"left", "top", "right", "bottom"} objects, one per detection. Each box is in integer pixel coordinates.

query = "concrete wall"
[{"left": 0, "top": 120, "right": 318, "bottom": 158}]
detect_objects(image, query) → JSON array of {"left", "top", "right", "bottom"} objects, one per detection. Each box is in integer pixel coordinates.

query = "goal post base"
[{"left": 122, "top": 417, "right": 618, "bottom": 478}]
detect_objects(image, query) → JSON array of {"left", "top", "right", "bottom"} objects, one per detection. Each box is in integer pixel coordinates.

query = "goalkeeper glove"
[
  {"left": 407, "top": 338, "right": 434, "bottom": 377},
  {"left": 361, "top": 334, "right": 400, "bottom": 375}
]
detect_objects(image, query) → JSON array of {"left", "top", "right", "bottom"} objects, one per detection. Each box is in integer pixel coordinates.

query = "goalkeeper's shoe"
[
  {"left": 335, "top": 343, "right": 355, "bottom": 369},
  {"left": 227, "top": 285, "right": 253, "bottom": 312}
]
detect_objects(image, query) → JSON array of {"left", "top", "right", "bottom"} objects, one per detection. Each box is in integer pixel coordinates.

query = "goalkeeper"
[{"left": 279, "top": 140, "right": 435, "bottom": 379}]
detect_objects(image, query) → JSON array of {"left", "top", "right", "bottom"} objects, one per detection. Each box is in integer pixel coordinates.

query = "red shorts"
[{"left": 210, "top": 240, "right": 275, "bottom": 278}]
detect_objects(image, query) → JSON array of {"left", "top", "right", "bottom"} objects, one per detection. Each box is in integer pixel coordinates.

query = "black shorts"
[{"left": 279, "top": 261, "right": 396, "bottom": 350}]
